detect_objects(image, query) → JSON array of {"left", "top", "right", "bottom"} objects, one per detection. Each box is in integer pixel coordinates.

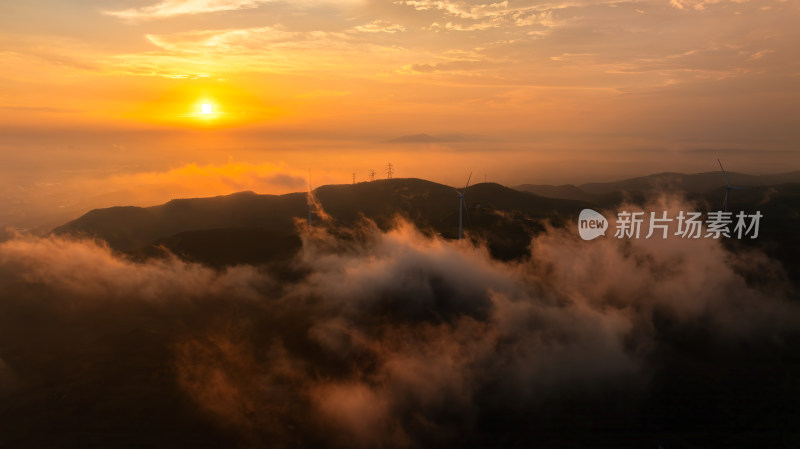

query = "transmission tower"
[
  {"left": 368, "top": 169, "right": 375, "bottom": 182},
  {"left": 385, "top": 163, "right": 393, "bottom": 179},
  {"left": 352, "top": 173, "right": 356, "bottom": 184}
]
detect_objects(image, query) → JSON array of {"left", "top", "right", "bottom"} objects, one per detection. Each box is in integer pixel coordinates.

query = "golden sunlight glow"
[{"left": 200, "top": 103, "right": 213, "bottom": 114}]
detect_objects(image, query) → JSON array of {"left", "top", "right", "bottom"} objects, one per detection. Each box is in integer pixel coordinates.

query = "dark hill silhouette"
[
  {"left": 579, "top": 171, "right": 758, "bottom": 195},
  {"left": 51, "top": 175, "right": 800, "bottom": 278},
  {"left": 315, "top": 179, "right": 584, "bottom": 229},
  {"left": 54, "top": 178, "right": 587, "bottom": 255},
  {"left": 54, "top": 190, "right": 306, "bottom": 251},
  {"left": 512, "top": 184, "right": 594, "bottom": 202},
  {"left": 137, "top": 228, "right": 302, "bottom": 269}
]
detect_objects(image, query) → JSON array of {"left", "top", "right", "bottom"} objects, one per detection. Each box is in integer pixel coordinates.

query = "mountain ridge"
[
  {"left": 53, "top": 178, "right": 585, "bottom": 255},
  {"left": 50, "top": 173, "right": 800, "bottom": 276}
]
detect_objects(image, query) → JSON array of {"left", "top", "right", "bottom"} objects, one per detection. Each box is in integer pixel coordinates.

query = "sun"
[{"left": 188, "top": 100, "right": 225, "bottom": 123}]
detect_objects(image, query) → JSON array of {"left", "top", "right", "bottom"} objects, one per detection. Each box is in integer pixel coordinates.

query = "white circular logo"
[{"left": 578, "top": 209, "right": 608, "bottom": 240}]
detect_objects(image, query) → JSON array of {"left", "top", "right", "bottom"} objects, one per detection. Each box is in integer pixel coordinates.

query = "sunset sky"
[{"left": 1, "top": 0, "right": 798, "bottom": 229}]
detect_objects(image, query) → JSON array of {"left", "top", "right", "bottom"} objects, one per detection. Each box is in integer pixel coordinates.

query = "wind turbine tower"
[
  {"left": 717, "top": 159, "right": 748, "bottom": 212},
  {"left": 456, "top": 172, "right": 472, "bottom": 240}
]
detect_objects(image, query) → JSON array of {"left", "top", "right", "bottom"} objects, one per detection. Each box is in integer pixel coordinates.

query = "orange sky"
[{"left": 1, "top": 0, "right": 799, "bottom": 229}]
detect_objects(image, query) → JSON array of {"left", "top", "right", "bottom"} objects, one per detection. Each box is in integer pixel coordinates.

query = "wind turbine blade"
[
  {"left": 717, "top": 159, "right": 731, "bottom": 187},
  {"left": 723, "top": 190, "right": 728, "bottom": 212},
  {"left": 464, "top": 172, "right": 472, "bottom": 192}
]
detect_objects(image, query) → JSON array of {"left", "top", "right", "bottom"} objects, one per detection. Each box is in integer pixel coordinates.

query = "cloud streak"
[{"left": 106, "top": 0, "right": 273, "bottom": 20}]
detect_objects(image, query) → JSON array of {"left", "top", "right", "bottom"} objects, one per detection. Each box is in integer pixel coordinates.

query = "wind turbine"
[
  {"left": 307, "top": 169, "right": 312, "bottom": 230},
  {"left": 717, "top": 159, "right": 747, "bottom": 212},
  {"left": 456, "top": 172, "right": 472, "bottom": 240}
]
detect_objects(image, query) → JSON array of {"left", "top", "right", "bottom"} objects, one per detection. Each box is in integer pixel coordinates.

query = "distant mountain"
[
  {"left": 54, "top": 179, "right": 587, "bottom": 258},
  {"left": 516, "top": 170, "right": 800, "bottom": 198},
  {"left": 758, "top": 171, "right": 800, "bottom": 185},
  {"left": 579, "top": 171, "right": 760, "bottom": 195},
  {"left": 513, "top": 184, "right": 595, "bottom": 202}
]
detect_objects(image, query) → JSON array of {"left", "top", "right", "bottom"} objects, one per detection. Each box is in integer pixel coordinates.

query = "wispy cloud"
[
  {"left": 396, "top": 0, "right": 515, "bottom": 20},
  {"left": 668, "top": 0, "right": 751, "bottom": 10},
  {"left": 106, "top": 0, "right": 272, "bottom": 20},
  {"left": 353, "top": 20, "right": 407, "bottom": 33},
  {"left": 111, "top": 26, "right": 410, "bottom": 77},
  {"left": 400, "top": 59, "right": 490, "bottom": 74},
  {"left": 145, "top": 26, "right": 298, "bottom": 53}
]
